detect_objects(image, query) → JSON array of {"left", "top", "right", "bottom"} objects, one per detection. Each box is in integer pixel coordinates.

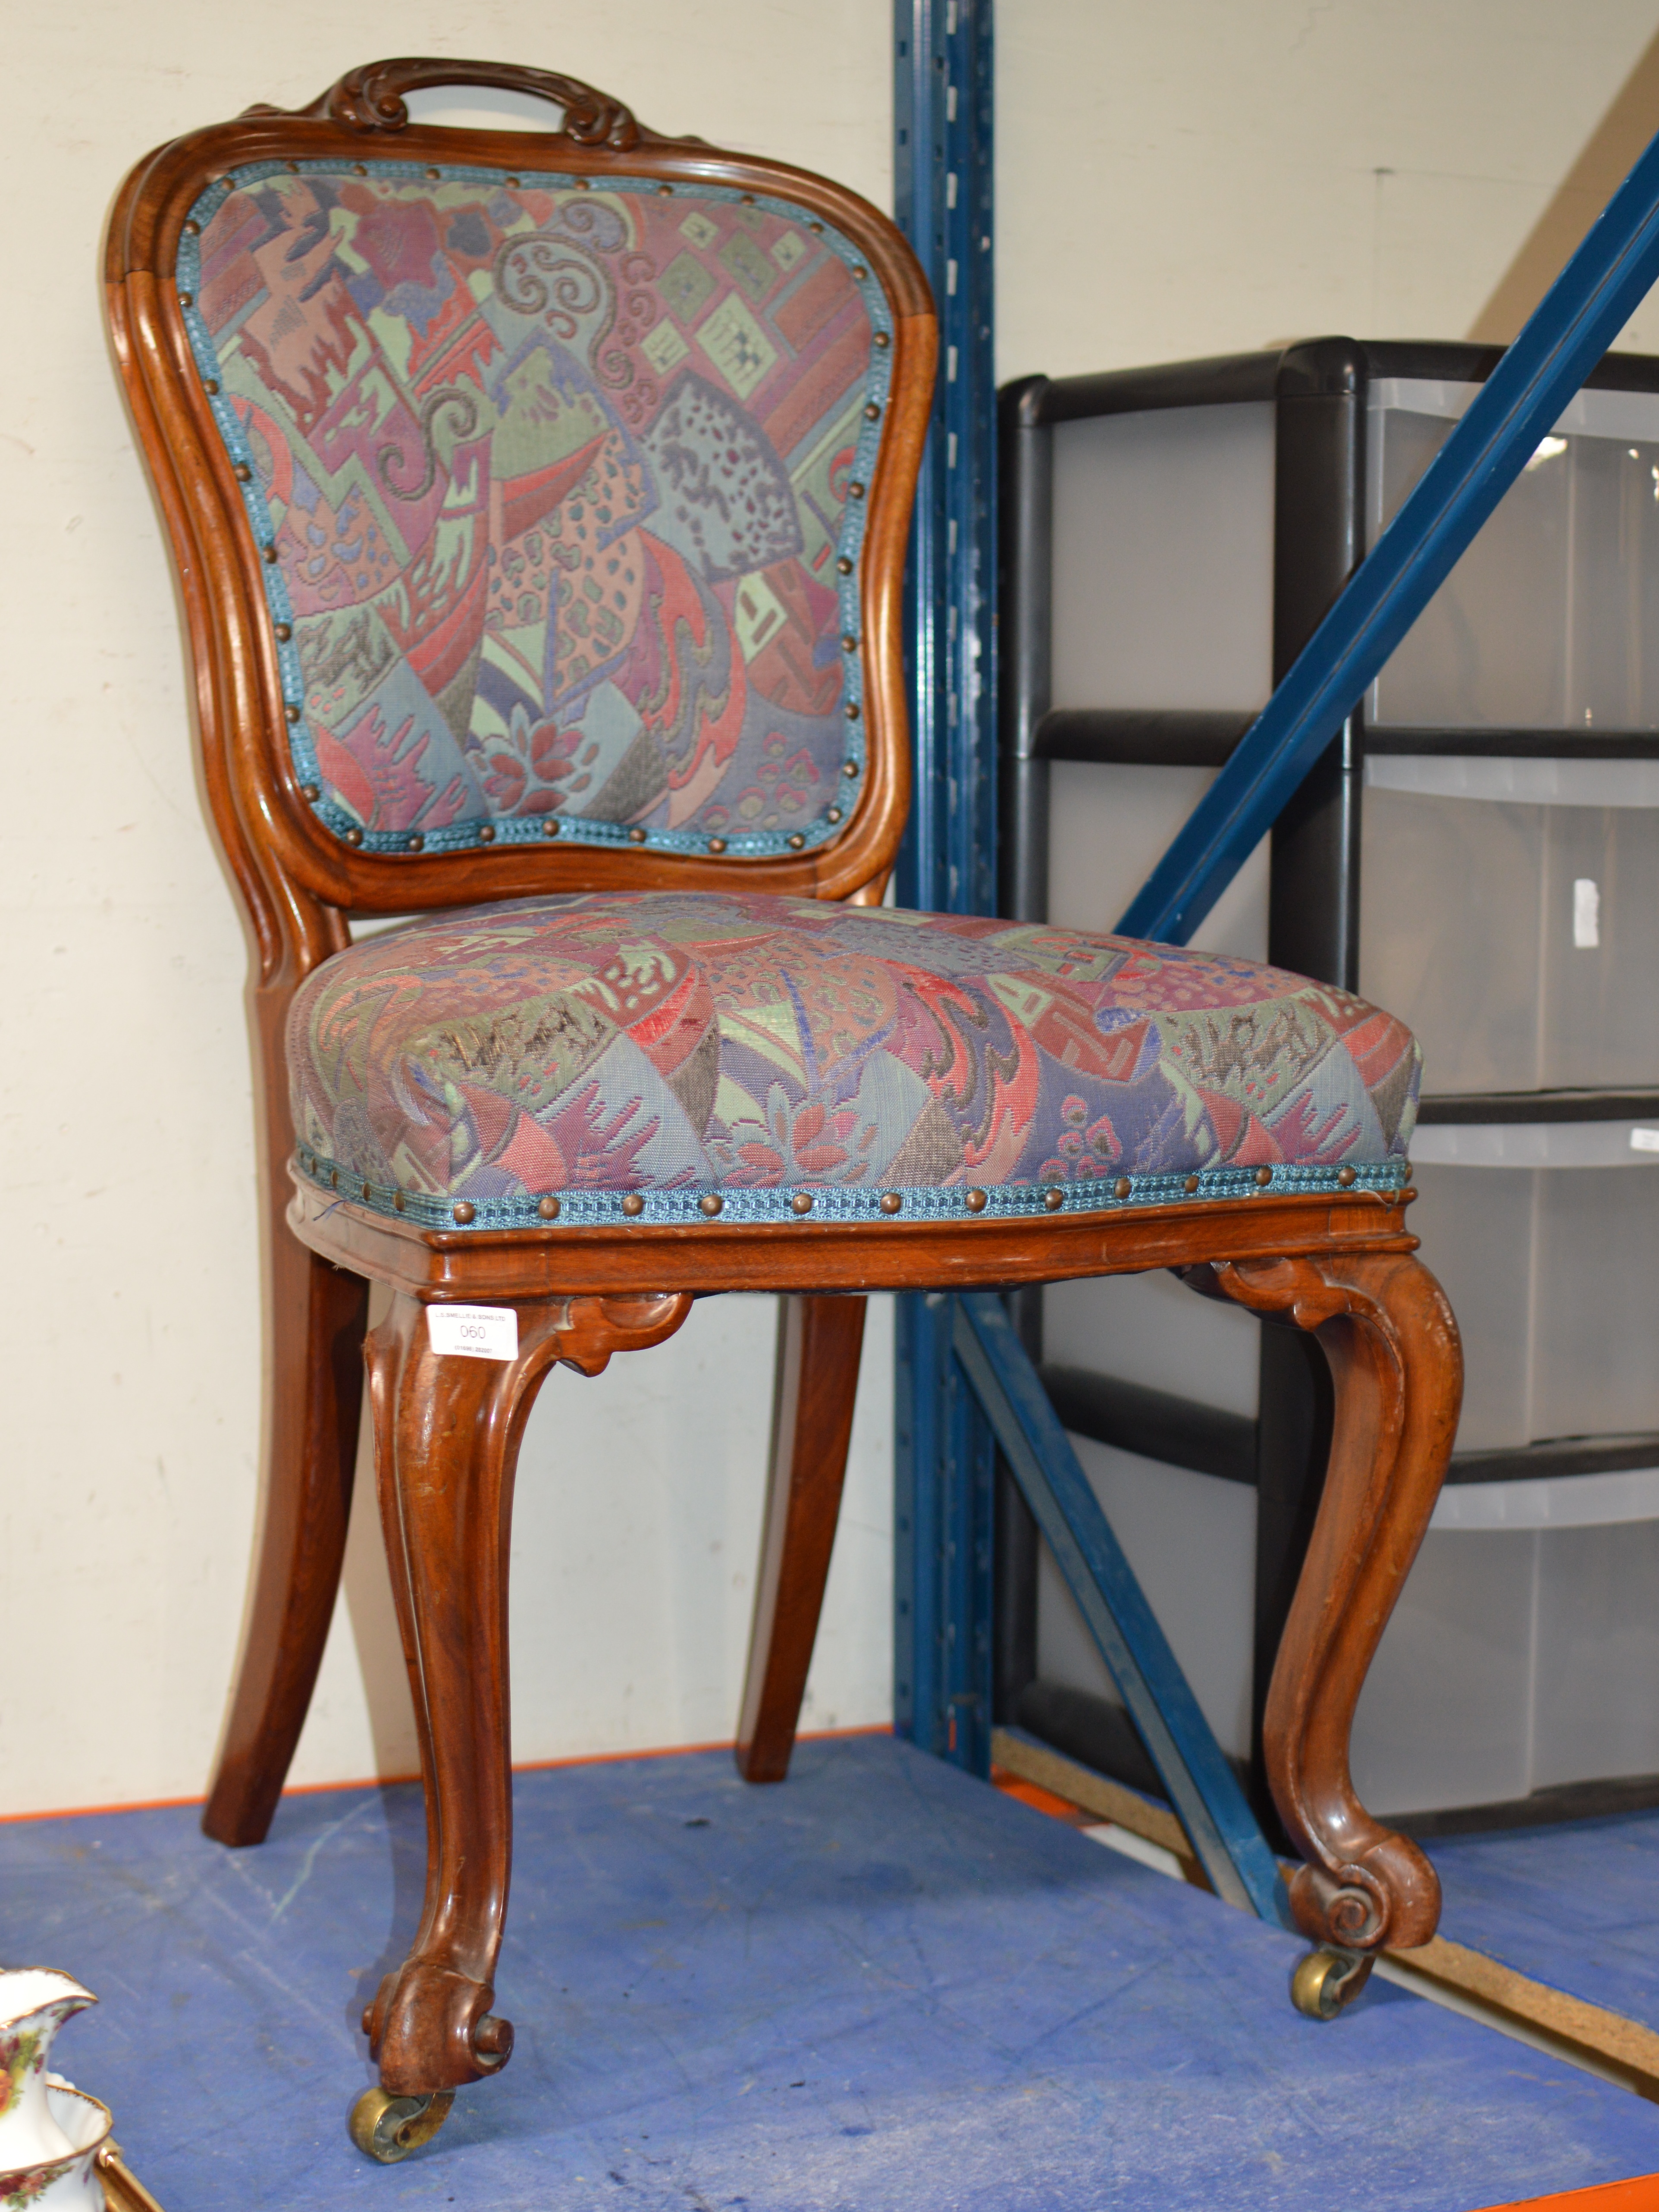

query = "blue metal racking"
[{"left": 891, "top": 0, "right": 1000, "bottom": 1777}]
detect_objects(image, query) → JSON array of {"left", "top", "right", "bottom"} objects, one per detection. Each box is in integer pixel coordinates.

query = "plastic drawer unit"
[
  {"left": 1408, "top": 1119, "right": 1659, "bottom": 1452},
  {"left": 1361, "top": 757, "right": 1659, "bottom": 1095},
  {"left": 997, "top": 339, "right": 1659, "bottom": 1827},
  {"left": 1366, "top": 376, "right": 1659, "bottom": 735}
]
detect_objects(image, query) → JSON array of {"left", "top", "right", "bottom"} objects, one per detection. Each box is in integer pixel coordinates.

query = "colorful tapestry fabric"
[
  {"left": 174, "top": 164, "right": 891, "bottom": 862},
  {"left": 288, "top": 891, "right": 1421, "bottom": 1230}
]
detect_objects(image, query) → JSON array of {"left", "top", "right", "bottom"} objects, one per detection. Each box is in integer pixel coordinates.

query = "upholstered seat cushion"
[{"left": 288, "top": 891, "right": 1420, "bottom": 1228}]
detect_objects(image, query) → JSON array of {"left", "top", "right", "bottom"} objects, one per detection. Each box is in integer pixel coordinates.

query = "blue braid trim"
[
  {"left": 173, "top": 161, "right": 894, "bottom": 864},
  {"left": 295, "top": 1151, "right": 1411, "bottom": 1232}
]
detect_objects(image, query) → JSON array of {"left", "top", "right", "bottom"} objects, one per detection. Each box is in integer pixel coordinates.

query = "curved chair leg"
[
  {"left": 203, "top": 1228, "right": 368, "bottom": 1846},
  {"left": 1209, "top": 1249, "right": 1462, "bottom": 1961},
  {"left": 359, "top": 1293, "right": 557, "bottom": 2099},
  {"left": 360, "top": 1290, "right": 693, "bottom": 2108},
  {"left": 735, "top": 1294, "right": 867, "bottom": 1783}
]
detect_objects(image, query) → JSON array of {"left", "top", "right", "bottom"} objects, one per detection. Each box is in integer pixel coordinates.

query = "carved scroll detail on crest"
[{"left": 303, "top": 59, "right": 644, "bottom": 150}]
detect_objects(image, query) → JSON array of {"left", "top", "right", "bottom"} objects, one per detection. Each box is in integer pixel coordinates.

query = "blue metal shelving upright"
[{"left": 891, "top": 0, "right": 999, "bottom": 1774}]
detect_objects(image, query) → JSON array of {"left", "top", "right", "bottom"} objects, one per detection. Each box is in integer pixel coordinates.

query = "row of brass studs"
[
  {"left": 305, "top": 1156, "right": 1372, "bottom": 1227},
  {"left": 834, "top": 524, "right": 860, "bottom": 823},
  {"left": 444, "top": 1187, "right": 908, "bottom": 1223},
  {"left": 435, "top": 1167, "right": 1363, "bottom": 1224},
  {"left": 291, "top": 810, "right": 858, "bottom": 858},
  {"left": 449, "top": 1194, "right": 565, "bottom": 1224}
]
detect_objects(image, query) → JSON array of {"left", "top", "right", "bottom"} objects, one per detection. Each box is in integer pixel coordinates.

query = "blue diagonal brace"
[
  {"left": 952, "top": 1293, "right": 1290, "bottom": 1925},
  {"left": 1117, "top": 123, "right": 1659, "bottom": 949}
]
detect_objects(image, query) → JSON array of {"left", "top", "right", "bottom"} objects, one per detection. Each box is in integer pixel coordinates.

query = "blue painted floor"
[
  {"left": 4, "top": 1736, "right": 1659, "bottom": 2211},
  {"left": 1433, "top": 1809, "right": 1659, "bottom": 2039}
]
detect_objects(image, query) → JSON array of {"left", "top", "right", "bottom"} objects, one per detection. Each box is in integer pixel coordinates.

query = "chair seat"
[{"left": 289, "top": 891, "right": 1420, "bottom": 1229}]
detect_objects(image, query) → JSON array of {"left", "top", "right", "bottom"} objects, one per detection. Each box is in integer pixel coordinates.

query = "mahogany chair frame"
[{"left": 106, "top": 57, "right": 1462, "bottom": 2136}]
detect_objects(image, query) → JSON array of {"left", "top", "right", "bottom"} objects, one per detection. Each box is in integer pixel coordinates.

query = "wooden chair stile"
[{"left": 105, "top": 58, "right": 1463, "bottom": 2164}]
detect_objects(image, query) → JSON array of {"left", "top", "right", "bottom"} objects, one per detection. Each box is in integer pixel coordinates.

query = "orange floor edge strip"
[
  {"left": 0, "top": 1723, "right": 894, "bottom": 1827},
  {"left": 1478, "top": 2177, "right": 1659, "bottom": 2210}
]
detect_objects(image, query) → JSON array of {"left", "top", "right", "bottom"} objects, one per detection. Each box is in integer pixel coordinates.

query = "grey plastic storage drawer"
[
  {"left": 1367, "top": 377, "right": 1659, "bottom": 733},
  {"left": 1050, "top": 403, "right": 1273, "bottom": 716},
  {"left": 1407, "top": 1120, "right": 1659, "bottom": 1452},
  {"left": 1048, "top": 376, "right": 1659, "bottom": 737},
  {"left": 1358, "top": 757, "right": 1659, "bottom": 1095}
]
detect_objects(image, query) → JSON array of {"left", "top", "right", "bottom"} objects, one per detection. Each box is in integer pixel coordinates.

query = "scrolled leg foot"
[
  {"left": 1283, "top": 1835, "right": 1439, "bottom": 1955},
  {"left": 364, "top": 1962, "right": 514, "bottom": 2090}
]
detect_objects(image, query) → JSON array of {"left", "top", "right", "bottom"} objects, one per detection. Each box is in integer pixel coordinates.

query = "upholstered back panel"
[{"left": 176, "top": 162, "right": 893, "bottom": 863}]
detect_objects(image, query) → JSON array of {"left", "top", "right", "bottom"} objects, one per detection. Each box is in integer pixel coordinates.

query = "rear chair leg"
[
  {"left": 736, "top": 1294, "right": 868, "bottom": 1782},
  {"left": 204, "top": 950, "right": 366, "bottom": 1850},
  {"left": 202, "top": 1233, "right": 367, "bottom": 1847}
]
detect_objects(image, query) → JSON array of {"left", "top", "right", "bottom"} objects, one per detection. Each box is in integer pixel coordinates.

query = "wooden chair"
[{"left": 106, "top": 58, "right": 1462, "bottom": 2163}]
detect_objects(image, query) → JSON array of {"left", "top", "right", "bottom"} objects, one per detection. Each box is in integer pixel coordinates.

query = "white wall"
[
  {"left": 6, "top": 0, "right": 1659, "bottom": 1816},
  {"left": 998, "top": 1, "right": 1659, "bottom": 380}
]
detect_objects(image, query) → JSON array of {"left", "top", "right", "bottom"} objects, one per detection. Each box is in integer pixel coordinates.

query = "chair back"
[{"left": 106, "top": 59, "right": 935, "bottom": 951}]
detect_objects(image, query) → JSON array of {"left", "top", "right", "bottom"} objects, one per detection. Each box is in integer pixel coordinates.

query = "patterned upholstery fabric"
[
  {"left": 175, "top": 165, "right": 891, "bottom": 862},
  {"left": 288, "top": 892, "right": 1421, "bottom": 1229}
]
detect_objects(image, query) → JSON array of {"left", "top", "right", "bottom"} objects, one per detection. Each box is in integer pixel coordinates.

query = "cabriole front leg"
[
  {"left": 355, "top": 1287, "right": 695, "bottom": 2144},
  {"left": 359, "top": 1293, "right": 560, "bottom": 2104},
  {"left": 1207, "top": 1249, "right": 1462, "bottom": 1999}
]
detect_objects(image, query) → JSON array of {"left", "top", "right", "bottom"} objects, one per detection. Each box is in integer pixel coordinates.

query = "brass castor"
[
  {"left": 1291, "top": 1946, "right": 1374, "bottom": 2021},
  {"left": 348, "top": 2086, "right": 455, "bottom": 2164}
]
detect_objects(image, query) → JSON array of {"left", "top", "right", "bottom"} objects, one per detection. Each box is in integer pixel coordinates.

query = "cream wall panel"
[{"left": 998, "top": 1, "right": 1659, "bottom": 379}]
